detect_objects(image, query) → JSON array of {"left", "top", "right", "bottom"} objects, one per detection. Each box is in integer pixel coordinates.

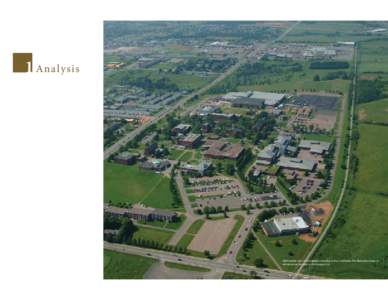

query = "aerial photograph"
[{"left": 103, "top": 21, "right": 388, "bottom": 279}]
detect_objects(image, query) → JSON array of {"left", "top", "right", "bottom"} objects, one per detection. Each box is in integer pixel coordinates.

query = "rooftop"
[{"left": 277, "top": 156, "right": 316, "bottom": 171}]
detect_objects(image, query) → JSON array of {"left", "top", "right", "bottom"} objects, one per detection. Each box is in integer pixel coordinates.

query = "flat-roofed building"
[
  {"left": 249, "top": 91, "right": 286, "bottom": 106},
  {"left": 203, "top": 140, "right": 244, "bottom": 160},
  {"left": 180, "top": 160, "right": 212, "bottom": 177},
  {"left": 177, "top": 133, "right": 202, "bottom": 149},
  {"left": 104, "top": 204, "right": 177, "bottom": 222},
  {"left": 114, "top": 152, "right": 137, "bottom": 165},
  {"left": 299, "top": 140, "right": 331, "bottom": 155},
  {"left": 231, "top": 97, "right": 265, "bottom": 109},
  {"left": 172, "top": 123, "right": 192, "bottom": 134},
  {"left": 257, "top": 144, "right": 279, "bottom": 165},
  {"left": 261, "top": 215, "right": 310, "bottom": 236},
  {"left": 277, "top": 156, "right": 316, "bottom": 171}
]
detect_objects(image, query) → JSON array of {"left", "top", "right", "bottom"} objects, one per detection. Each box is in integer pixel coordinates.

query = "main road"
[
  {"left": 293, "top": 43, "right": 358, "bottom": 277},
  {"left": 104, "top": 21, "right": 301, "bottom": 160},
  {"left": 104, "top": 241, "right": 320, "bottom": 279}
]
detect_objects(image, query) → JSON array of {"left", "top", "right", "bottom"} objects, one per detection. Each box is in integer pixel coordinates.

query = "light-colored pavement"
[
  {"left": 294, "top": 44, "right": 358, "bottom": 277},
  {"left": 104, "top": 241, "right": 320, "bottom": 279}
]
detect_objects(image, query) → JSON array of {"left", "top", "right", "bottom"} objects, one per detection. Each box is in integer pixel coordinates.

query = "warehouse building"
[
  {"left": 299, "top": 140, "right": 331, "bottom": 155},
  {"left": 277, "top": 156, "right": 316, "bottom": 171},
  {"left": 177, "top": 133, "right": 202, "bottom": 148},
  {"left": 114, "top": 152, "right": 137, "bottom": 165},
  {"left": 261, "top": 215, "right": 310, "bottom": 236},
  {"left": 104, "top": 204, "right": 177, "bottom": 222},
  {"left": 180, "top": 160, "right": 213, "bottom": 177}
]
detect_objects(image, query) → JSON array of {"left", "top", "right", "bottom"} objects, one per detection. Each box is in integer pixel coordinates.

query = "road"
[
  {"left": 104, "top": 21, "right": 301, "bottom": 160},
  {"left": 104, "top": 241, "right": 320, "bottom": 279},
  {"left": 293, "top": 44, "right": 358, "bottom": 277}
]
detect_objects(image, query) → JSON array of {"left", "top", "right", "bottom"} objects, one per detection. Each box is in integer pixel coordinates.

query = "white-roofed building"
[
  {"left": 299, "top": 140, "right": 331, "bottom": 155},
  {"left": 261, "top": 215, "right": 310, "bottom": 236}
]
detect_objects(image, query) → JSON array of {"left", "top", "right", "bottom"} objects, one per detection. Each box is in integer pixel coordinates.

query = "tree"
[
  {"left": 204, "top": 250, "right": 211, "bottom": 259},
  {"left": 313, "top": 74, "right": 320, "bottom": 81},
  {"left": 275, "top": 240, "right": 283, "bottom": 247},
  {"left": 254, "top": 258, "right": 265, "bottom": 268},
  {"left": 117, "top": 219, "right": 136, "bottom": 243},
  {"left": 226, "top": 164, "right": 235, "bottom": 176}
]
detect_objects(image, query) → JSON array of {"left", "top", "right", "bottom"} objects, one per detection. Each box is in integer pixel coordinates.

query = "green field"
[
  {"left": 236, "top": 238, "right": 278, "bottom": 270},
  {"left": 353, "top": 124, "right": 388, "bottom": 195},
  {"left": 308, "top": 124, "right": 388, "bottom": 278},
  {"left": 168, "top": 148, "right": 185, "bottom": 160},
  {"left": 137, "top": 215, "right": 186, "bottom": 230},
  {"left": 255, "top": 231, "right": 312, "bottom": 272},
  {"left": 133, "top": 226, "right": 174, "bottom": 244},
  {"left": 283, "top": 21, "right": 386, "bottom": 43},
  {"left": 358, "top": 98, "right": 388, "bottom": 124},
  {"left": 164, "top": 261, "right": 210, "bottom": 272},
  {"left": 104, "top": 250, "right": 156, "bottom": 279},
  {"left": 104, "top": 162, "right": 175, "bottom": 209},
  {"left": 359, "top": 39, "right": 388, "bottom": 73}
]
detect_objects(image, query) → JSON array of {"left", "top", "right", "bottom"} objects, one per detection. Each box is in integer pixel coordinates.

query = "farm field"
[
  {"left": 104, "top": 250, "right": 156, "bottom": 279},
  {"left": 104, "top": 162, "right": 175, "bottom": 209},
  {"left": 353, "top": 124, "right": 388, "bottom": 195},
  {"left": 358, "top": 98, "right": 388, "bottom": 124},
  {"left": 359, "top": 39, "right": 388, "bottom": 73},
  {"left": 308, "top": 124, "right": 388, "bottom": 278},
  {"left": 283, "top": 21, "right": 387, "bottom": 43}
]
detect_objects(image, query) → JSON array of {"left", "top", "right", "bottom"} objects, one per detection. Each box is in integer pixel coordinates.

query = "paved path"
[{"left": 294, "top": 44, "right": 358, "bottom": 277}]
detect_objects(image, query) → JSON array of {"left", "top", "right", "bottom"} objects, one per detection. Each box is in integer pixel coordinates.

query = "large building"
[
  {"left": 139, "top": 159, "right": 171, "bottom": 171},
  {"left": 203, "top": 140, "right": 244, "bottom": 160},
  {"left": 172, "top": 123, "right": 192, "bottom": 135},
  {"left": 257, "top": 144, "right": 279, "bottom": 165},
  {"left": 180, "top": 160, "right": 213, "bottom": 177},
  {"left": 277, "top": 156, "right": 317, "bottom": 171},
  {"left": 232, "top": 97, "right": 264, "bottom": 109},
  {"left": 177, "top": 133, "right": 202, "bottom": 149},
  {"left": 299, "top": 140, "right": 332, "bottom": 155},
  {"left": 261, "top": 215, "right": 310, "bottom": 236},
  {"left": 104, "top": 204, "right": 177, "bottom": 222},
  {"left": 114, "top": 152, "right": 137, "bottom": 165},
  {"left": 223, "top": 90, "right": 287, "bottom": 106}
]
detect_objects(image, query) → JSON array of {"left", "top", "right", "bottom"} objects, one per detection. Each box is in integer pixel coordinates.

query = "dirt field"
[
  {"left": 307, "top": 111, "right": 337, "bottom": 130},
  {"left": 358, "top": 108, "right": 367, "bottom": 121},
  {"left": 188, "top": 218, "right": 236, "bottom": 255},
  {"left": 299, "top": 201, "right": 334, "bottom": 243}
]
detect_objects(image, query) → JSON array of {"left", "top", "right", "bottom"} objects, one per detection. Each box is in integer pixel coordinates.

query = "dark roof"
[{"left": 232, "top": 97, "right": 264, "bottom": 107}]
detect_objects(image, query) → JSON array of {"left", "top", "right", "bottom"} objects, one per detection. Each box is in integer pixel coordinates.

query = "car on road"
[
  {"left": 264, "top": 270, "right": 270, "bottom": 273},
  {"left": 229, "top": 251, "right": 233, "bottom": 254},
  {"left": 146, "top": 253, "right": 152, "bottom": 256},
  {"left": 178, "top": 258, "right": 182, "bottom": 261}
]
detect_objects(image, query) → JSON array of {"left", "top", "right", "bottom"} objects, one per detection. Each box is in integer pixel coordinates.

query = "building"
[
  {"left": 104, "top": 204, "right": 177, "bottom": 222},
  {"left": 261, "top": 215, "right": 310, "bottom": 236},
  {"left": 274, "top": 135, "right": 292, "bottom": 155},
  {"left": 144, "top": 142, "right": 158, "bottom": 156},
  {"left": 249, "top": 91, "right": 287, "bottom": 106},
  {"left": 277, "top": 156, "right": 316, "bottom": 172},
  {"left": 223, "top": 91, "right": 286, "bottom": 106},
  {"left": 209, "top": 112, "right": 239, "bottom": 123},
  {"left": 172, "top": 123, "right": 192, "bottom": 135},
  {"left": 180, "top": 160, "right": 213, "bottom": 177},
  {"left": 177, "top": 133, "right": 202, "bottom": 149},
  {"left": 299, "top": 140, "right": 331, "bottom": 155},
  {"left": 114, "top": 152, "right": 137, "bottom": 165},
  {"left": 139, "top": 159, "right": 171, "bottom": 171},
  {"left": 203, "top": 140, "right": 244, "bottom": 160},
  {"left": 197, "top": 105, "right": 220, "bottom": 116},
  {"left": 257, "top": 144, "right": 279, "bottom": 165},
  {"left": 231, "top": 97, "right": 265, "bottom": 109}
]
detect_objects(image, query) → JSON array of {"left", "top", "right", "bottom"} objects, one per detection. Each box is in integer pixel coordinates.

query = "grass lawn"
[
  {"left": 358, "top": 98, "right": 388, "bottom": 124},
  {"left": 303, "top": 133, "right": 335, "bottom": 142},
  {"left": 222, "top": 272, "right": 255, "bottom": 279},
  {"left": 137, "top": 215, "right": 186, "bottom": 230},
  {"left": 187, "top": 219, "right": 205, "bottom": 235},
  {"left": 176, "top": 234, "right": 195, "bottom": 249},
  {"left": 164, "top": 261, "right": 210, "bottom": 273},
  {"left": 179, "top": 151, "right": 193, "bottom": 162},
  {"left": 133, "top": 226, "right": 174, "bottom": 244},
  {"left": 104, "top": 250, "right": 156, "bottom": 279},
  {"left": 104, "top": 162, "right": 175, "bottom": 209},
  {"left": 217, "top": 215, "right": 244, "bottom": 257},
  {"left": 168, "top": 148, "right": 185, "bottom": 160},
  {"left": 236, "top": 238, "right": 278, "bottom": 270},
  {"left": 255, "top": 231, "right": 312, "bottom": 272}
]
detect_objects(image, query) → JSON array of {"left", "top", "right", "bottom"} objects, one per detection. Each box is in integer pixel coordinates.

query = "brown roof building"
[{"left": 203, "top": 140, "right": 244, "bottom": 160}]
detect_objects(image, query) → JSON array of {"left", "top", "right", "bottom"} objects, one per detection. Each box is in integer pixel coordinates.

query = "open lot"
[
  {"left": 188, "top": 218, "right": 237, "bottom": 255},
  {"left": 359, "top": 39, "right": 388, "bottom": 73},
  {"left": 104, "top": 250, "right": 156, "bottom": 279},
  {"left": 104, "top": 162, "right": 175, "bottom": 209},
  {"left": 133, "top": 226, "right": 174, "bottom": 244}
]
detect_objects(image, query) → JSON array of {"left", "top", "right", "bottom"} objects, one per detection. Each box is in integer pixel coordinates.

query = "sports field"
[
  {"left": 104, "top": 250, "right": 156, "bottom": 279},
  {"left": 104, "top": 162, "right": 175, "bottom": 209}
]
